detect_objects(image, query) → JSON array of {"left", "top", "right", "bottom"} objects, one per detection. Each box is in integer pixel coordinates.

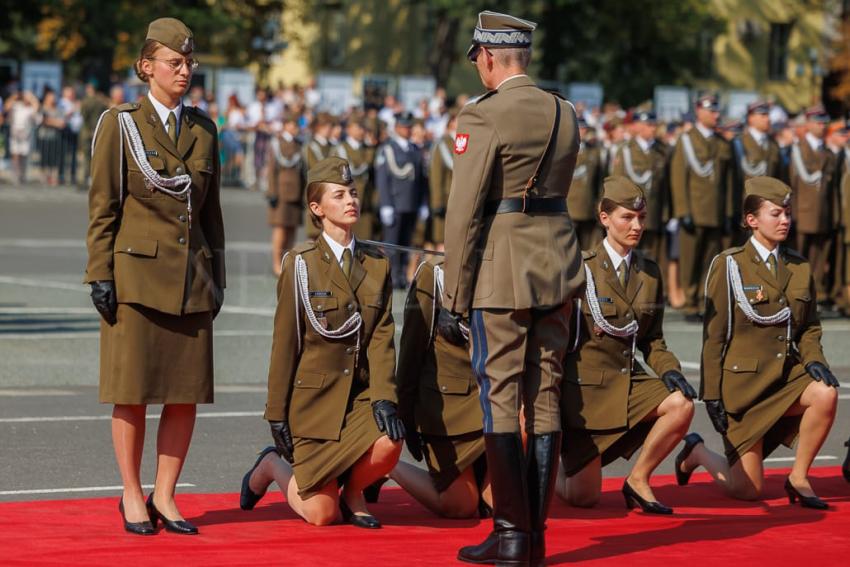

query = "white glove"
[
  {"left": 380, "top": 206, "right": 395, "bottom": 227},
  {"left": 418, "top": 204, "right": 430, "bottom": 221},
  {"left": 666, "top": 218, "right": 679, "bottom": 233}
]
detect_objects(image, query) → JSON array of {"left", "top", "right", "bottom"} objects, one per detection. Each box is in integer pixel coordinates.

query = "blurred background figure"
[{"left": 5, "top": 90, "right": 40, "bottom": 184}]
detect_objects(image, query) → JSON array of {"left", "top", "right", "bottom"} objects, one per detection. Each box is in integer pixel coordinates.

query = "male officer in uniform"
[
  {"left": 612, "top": 110, "right": 670, "bottom": 265},
  {"left": 567, "top": 117, "right": 603, "bottom": 249},
  {"left": 789, "top": 105, "right": 839, "bottom": 304},
  {"left": 334, "top": 113, "right": 377, "bottom": 240},
  {"left": 375, "top": 111, "right": 428, "bottom": 288},
  {"left": 440, "top": 11, "right": 584, "bottom": 567},
  {"left": 670, "top": 93, "right": 732, "bottom": 321}
]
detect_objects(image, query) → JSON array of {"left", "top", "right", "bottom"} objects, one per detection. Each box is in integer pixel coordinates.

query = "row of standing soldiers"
[
  {"left": 568, "top": 96, "right": 850, "bottom": 318},
  {"left": 264, "top": 110, "right": 456, "bottom": 288}
]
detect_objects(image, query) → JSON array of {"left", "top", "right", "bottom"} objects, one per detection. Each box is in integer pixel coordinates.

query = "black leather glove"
[
  {"left": 266, "top": 195, "right": 279, "bottom": 209},
  {"left": 403, "top": 423, "right": 424, "bottom": 462},
  {"left": 806, "top": 361, "right": 840, "bottom": 388},
  {"left": 704, "top": 399, "right": 729, "bottom": 435},
  {"left": 213, "top": 287, "right": 224, "bottom": 320},
  {"left": 90, "top": 280, "right": 117, "bottom": 325},
  {"left": 371, "top": 400, "right": 405, "bottom": 441},
  {"left": 436, "top": 308, "right": 467, "bottom": 347},
  {"left": 661, "top": 370, "right": 698, "bottom": 400},
  {"left": 680, "top": 215, "right": 696, "bottom": 234},
  {"left": 269, "top": 421, "right": 294, "bottom": 463}
]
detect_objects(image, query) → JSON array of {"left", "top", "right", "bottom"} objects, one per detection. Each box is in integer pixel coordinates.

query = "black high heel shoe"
[
  {"left": 842, "top": 439, "right": 850, "bottom": 483},
  {"left": 146, "top": 493, "right": 199, "bottom": 535},
  {"left": 784, "top": 478, "right": 828, "bottom": 510},
  {"left": 363, "top": 477, "right": 389, "bottom": 504},
  {"left": 118, "top": 497, "right": 155, "bottom": 535},
  {"left": 622, "top": 480, "right": 673, "bottom": 515},
  {"left": 339, "top": 497, "right": 381, "bottom": 529},
  {"left": 240, "top": 446, "right": 279, "bottom": 511},
  {"left": 675, "top": 432, "right": 704, "bottom": 486}
]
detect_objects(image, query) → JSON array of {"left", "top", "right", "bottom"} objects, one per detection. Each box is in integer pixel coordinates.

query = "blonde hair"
[{"left": 133, "top": 40, "right": 161, "bottom": 83}]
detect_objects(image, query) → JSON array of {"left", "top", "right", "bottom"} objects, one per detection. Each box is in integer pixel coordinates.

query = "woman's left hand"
[
  {"left": 371, "top": 400, "right": 405, "bottom": 441},
  {"left": 661, "top": 370, "right": 698, "bottom": 400},
  {"left": 806, "top": 362, "right": 840, "bottom": 388}
]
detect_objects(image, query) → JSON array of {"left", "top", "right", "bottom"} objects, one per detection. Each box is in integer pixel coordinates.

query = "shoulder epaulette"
[
  {"left": 782, "top": 247, "right": 806, "bottom": 261},
  {"left": 115, "top": 102, "right": 140, "bottom": 113},
  {"left": 725, "top": 245, "right": 746, "bottom": 256},
  {"left": 291, "top": 241, "right": 317, "bottom": 254},
  {"left": 581, "top": 250, "right": 596, "bottom": 261},
  {"left": 185, "top": 105, "right": 212, "bottom": 122},
  {"left": 466, "top": 90, "right": 497, "bottom": 106}
]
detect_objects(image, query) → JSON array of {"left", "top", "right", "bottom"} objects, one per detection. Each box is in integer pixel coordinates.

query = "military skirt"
[
  {"left": 723, "top": 371, "right": 813, "bottom": 465},
  {"left": 292, "top": 389, "right": 382, "bottom": 499},
  {"left": 421, "top": 431, "right": 486, "bottom": 492},
  {"left": 268, "top": 200, "right": 302, "bottom": 228},
  {"left": 99, "top": 303, "right": 213, "bottom": 405},
  {"left": 562, "top": 377, "right": 669, "bottom": 477}
]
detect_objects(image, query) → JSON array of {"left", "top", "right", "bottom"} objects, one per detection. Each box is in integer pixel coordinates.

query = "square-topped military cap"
[
  {"left": 307, "top": 157, "right": 353, "bottom": 188},
  {"left": 467, "top": 11, "right": 536, "bottom": 60},
  {"left": 805, "top": 104, "right": 830, "bottom": 123},
  {"left": 747, "top": 100, "right": 770, "bottom": 115},
  {"left": 744, "top": 176, "right": 791, "bottom": 207},
  {"left": 147, "top": 18, "right": 194, "bottom": 55},
  {"left": 602, "top": 176, "right": 646, "bottom": 211}
]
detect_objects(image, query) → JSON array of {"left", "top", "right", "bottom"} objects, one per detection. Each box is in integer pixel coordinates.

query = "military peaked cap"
[{"left": 467, "top": 11, "right": 536, "bottom": 59}]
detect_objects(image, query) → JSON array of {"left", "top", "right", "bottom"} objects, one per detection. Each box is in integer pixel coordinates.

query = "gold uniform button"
[
  {"left": 178, "top": 214, "right": 187, "bottom": 222},
  {"left": 626, "top": 313, "right": 632, "bottom": 319},
  {"left": 126, "top": 247, "right": 133, "bottom": 252},
  {"left": 732, "top": 365, "right": 739, "bottom": 370},
  {"left": 779, "top": 298, "right": 786, "bottom": 305},
  {"left": 296, "top": 379, "right": 302, "bottom": 385},
  {"left": 440, "top": 385, "right": 447, "bottom": 392},
  {"left": 622, "top": 350, "right": 630, "bottom": 357},
  {"left": 316, "top": 304, "right": 323, "bottom": 310},
  {"left": 347, "top": 303, "right": 354, "bottom": 311},
  {"left": 175, "top": 166, "right": 184, "bottom": 175},
  {"left": 345, "top": 347, "right": 354, "bottom": 354},
  {"left": 620, "top": 368, "right": 628, "bottom": 374},
  {"left": 343, "top": 369, "right": 350, "bottom": 376},
  {"left": 777, "top": 335, "right": 785, "bottom": 341},
  {"left": 178, "top": 237, "right": 186, "bottom": 244},
  {"left": 776, "top": 353, "right": 783, "bottom": 358}
]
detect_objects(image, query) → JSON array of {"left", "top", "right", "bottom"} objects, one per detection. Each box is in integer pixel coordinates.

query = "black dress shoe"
[
  {"left": 363, "top": 477, "right": 389, "bottom": 504},
  {"left": 675, "top": 432, "right": 704, "bottom": 486},
  {"left": 842, "top": 439, "right": 850, "bottom": 483},
  {"left": 622, "top": 480, "right": 673, "bottom": 515},
  {"left": 340, "top": 497, "right": 381, "bottom": 529},
  {"left": 118, "top": 498, "right": 155, "bottom": 536},
  {"left": 146, "top": 494, "right": 199, "bottom": 535},
  {"left": 784, "top": 478, "right": 829, "bottom": 510},
  {"left": 240, "top": 446, "right": 279, "bottom": 511}
]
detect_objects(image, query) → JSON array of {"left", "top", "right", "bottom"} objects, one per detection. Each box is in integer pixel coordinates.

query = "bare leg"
[
  {"left": 785, "top": 381, "right": 838, "bottom": 497},
  {"left": 248, "top": 452, "right": 340, "bottom": 526},
  {"left": 667, "top": 260, "right": 685, "bottom": 309},
  {"left": 627, "top": 392, "right": 694, "bottom": 501},
  {"left": 389, "top": 462, "right": 480, "bottom": 518},
  {"left": 152, "top": 404, "right": 196, "bottom": 520},
  {"left": 681, "top": 439, "right": 764, "bottom": 500},
  {"left": 555, "top": 455, "right": 602, "bottom": 508},
  {"left": 270, "top": 227, "right": 284, "bottom": 275},
  {"left": 112, "top": 404, "right": 147, "bottom": 522},
  {"left": 341, "top": 436, "right": 402, "bottom": 516}
]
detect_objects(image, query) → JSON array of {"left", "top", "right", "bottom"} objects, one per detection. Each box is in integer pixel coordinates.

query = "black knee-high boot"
[
  {"left": 526, "top": 433, "right": 562, "bottom": 567},
  {"left": 458, "top": 433, "right": 531, "bottom": 566}
]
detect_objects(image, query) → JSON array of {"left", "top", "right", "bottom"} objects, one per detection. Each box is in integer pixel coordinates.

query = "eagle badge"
[{"left": 454, "top": 134, "right": 469, "bottom": 155}]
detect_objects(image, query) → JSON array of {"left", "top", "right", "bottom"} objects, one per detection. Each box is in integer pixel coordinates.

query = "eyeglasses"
[{"left": 148, "top": 57, "right": 199, "bottom": 72}]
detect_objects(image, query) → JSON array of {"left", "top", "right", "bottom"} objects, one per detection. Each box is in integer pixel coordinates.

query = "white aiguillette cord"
[
  {"left": 681, "top": 133, "right": 715, "bottom": 178},
  {"left": 293, "top": 254, "right": 363, "bottom": 364},
  {"left": 581, "top": 263, "right": 640, "bottom": 358},
  {"left": 724, "top": 254, "right": 791, "bottom": 349}
]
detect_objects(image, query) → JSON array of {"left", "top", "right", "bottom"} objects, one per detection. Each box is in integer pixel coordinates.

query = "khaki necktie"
[
  {"left": 767, "top": 254, "right": 778, "bottom": 279},
  {"left": 167, "top": 111, "right": 178, "bottom": 145},
  {"left": 342, "top": 248, "right": 353, "bottom": 279},
  {"left": 617, "top": 263, "right": 628, "bottom": 289}
]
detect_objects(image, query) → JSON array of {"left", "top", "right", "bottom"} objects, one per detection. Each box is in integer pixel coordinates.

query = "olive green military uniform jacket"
[
  {"left": 739, "top": 130, "right": 781, "bottom": 182},
  {"left": 443, "top": 75, "right": 585, "bottom": 313},
  {"left": 700, "top": 240, "right": 827, "bottom": 412},
  {"left": 611, "top": 138, "right": 671, "bottom": 232},
  {"left": 429, "top": 133, "right": 454, "bottom": 217},
  {"left": 567, "top": 142, "right": 602, "bottom": 222},
  {"left": 789, "top": 138, "right": 839, "bottom": 235},
  {"left": 267, "top": 134, "right": 304, "bottom": 203},
  {"left": 84, "top": 97, "right": 226, "bottom": 315},
  {"left": 397, "top": 259, "right": 481, "bottom": 437},
  {"left": 264, "top": 237, "right": 397, "bottom": 441},
  {"left": 670, "top": 128, "right": 733, "bottom": 228},
  {"left": 562, "top": 243, "right": 680, "bottom": 430}
]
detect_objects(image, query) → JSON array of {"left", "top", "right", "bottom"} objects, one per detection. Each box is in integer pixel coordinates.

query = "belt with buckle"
[{"left": 483, "top": 197, "right": 567, "bottom": 216}]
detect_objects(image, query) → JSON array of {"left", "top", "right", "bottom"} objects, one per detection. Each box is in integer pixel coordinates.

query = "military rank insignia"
[{"left": 454, "top": 134, "right": 469, "bottom": 154}]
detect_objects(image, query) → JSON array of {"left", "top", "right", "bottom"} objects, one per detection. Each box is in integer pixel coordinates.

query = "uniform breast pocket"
[
  {"left": 789, "top": 288, "right": 811, "bottom": 321},
  {"left": 192, "top": 158, "right": 214, "bottom": 192},
  {"left": 126, "top": 156, "right": 167, "bottom": 200}
]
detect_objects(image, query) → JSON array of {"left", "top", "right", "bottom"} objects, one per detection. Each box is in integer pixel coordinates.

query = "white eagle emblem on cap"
[
  {"left": 634, "top": 197, "right": 644, "bottom": 209},
  {"left": 181, "top": 37, "right": 193, "bottom": 54},
  {"left": 782, "top": 193, "right": 791, "bottom": 206},
  {"left": 341, "top": 164, "right": 352, "bottom": 183}
]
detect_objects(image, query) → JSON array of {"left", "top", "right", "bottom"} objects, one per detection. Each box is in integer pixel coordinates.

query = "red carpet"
[{"left": 1, "top": 467, "right": 849, "bottom": 566}]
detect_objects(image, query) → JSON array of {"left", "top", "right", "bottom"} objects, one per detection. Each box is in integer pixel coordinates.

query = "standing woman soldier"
[
  {"left": 677, "top": 176, "right": 839, "bottom": 507},
  {"left": 240, "top": 157, "right": 404, "bottom": 528},
  {"left": 392, "top": 257, "right": 491, "bottom": 518},
  {"left": 266, "top": 113, "right": 304, "bottom": 276},
  {"left": 84, "top": 18, "right": 225, "bottom": 535},
  {"left": 556, "top": 177, "right": 696, "bottom": 514}
]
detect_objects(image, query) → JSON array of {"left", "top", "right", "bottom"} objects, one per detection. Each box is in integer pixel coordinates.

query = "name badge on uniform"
[
  {"left": 744, "top": 284, "right": 764, "bottom": 302},
  {"left": 145, "top": 149, "right": 158, "bottom": 157},
  {"left": 596, "top": 297, "right": 614, "bottom": 303},
  {"left": 309, "top": 290, "right": 332, "bottom": 298}
]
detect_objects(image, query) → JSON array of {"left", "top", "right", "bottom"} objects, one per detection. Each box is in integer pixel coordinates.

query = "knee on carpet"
[{"left": 301, "top": 503, "right": 339, "bottom": 526}]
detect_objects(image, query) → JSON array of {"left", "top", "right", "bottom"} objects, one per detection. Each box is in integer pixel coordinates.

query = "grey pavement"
[{"left": 1, "top": 184, "right": 848, "bottom": 502}]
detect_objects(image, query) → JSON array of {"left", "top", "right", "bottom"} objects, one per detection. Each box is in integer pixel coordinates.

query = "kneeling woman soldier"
[
  {"left": 390, "top": 257, "right": 491, "bottom": 518},
  {"left": 240, "top": 157, "right": 404, "bottom": 527},
  {"left": 557, "top": 177, "right": 696, "bottom": 514},
  {"left": 677, "top": 176, "right": 839, "bottom": 507}
]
